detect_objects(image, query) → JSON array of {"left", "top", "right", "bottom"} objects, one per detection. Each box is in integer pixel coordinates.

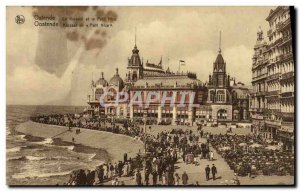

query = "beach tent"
[
  {"left": 265, "top": 145, "right": 279, "bottom": 151},
  {"left": 219, "top": 146, "right": 231, "bottom": 151},
  {"left": 249, "top": 143, "right": 263, "bottom": 148}
]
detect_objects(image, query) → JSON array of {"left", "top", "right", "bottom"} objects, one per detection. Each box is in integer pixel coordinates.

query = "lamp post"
[
  {"left": 142, "top": 108, "right": 148, "bottom": 181},
  {"left": 143, "top": 109, "right": 148, "bottom": 153}
]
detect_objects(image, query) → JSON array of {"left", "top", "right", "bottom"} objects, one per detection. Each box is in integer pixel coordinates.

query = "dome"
[
  {"left": 95, "top": 72, "right": 107, "bottom": 86},
  {"left": 96, "top": 78, "right": 107, "bottom": 86},
  {"left": 109, "top": 68, "right": 124, "bottom": 88}
]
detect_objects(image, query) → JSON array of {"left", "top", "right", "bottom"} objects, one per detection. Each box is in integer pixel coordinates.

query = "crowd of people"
[
  {"left": 31, "top": 114, "right": 223, "bottom": 186},
  {"left": 210, "top": 134, "right": 294, "bottom": 177},
  {"left": 31, "top": 113, "right": 294, "bottom": 186}
]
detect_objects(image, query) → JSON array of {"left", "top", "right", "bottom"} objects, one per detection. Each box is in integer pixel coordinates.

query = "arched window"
[
  {"left": 132, "top": 71, "right": 138, "bottom": 81},
  {"left": 95, "top": 88, "right": 104, "bottom": 101},
  {"left": 209, "top": 90, "right": 215, "bottom": 102},
  {"left": 216, "top": 90, "right": 225, "bottom": 102},
  {"left": 107, "top": 88, "right": 117, "bottom": 101},
  {"left": 217, "top": 109, "right": 227, "bottom": 119}
]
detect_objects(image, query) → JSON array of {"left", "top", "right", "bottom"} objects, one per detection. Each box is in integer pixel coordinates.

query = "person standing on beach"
[
  {"left": 212, "top": 164, "right": 217, "bottom": 180},
  {"left": 145, "top": 168, "right": 150, "bottom": 185},
  {"left": 135, "top": 170, "right": 142, "bottom": 185},
  {"left": 174, "top": 173, "right": 180, "bottom": 185},
  {"left": 182, "top": 171, "right": 188, "bottom": 185},
  {"left": 205, "top": 165, "right": 210, "bottom": 181},
  {"left": 109, "top": 163, "right": 114, "bottom": 178},
  {"left": 152, "top": 169, "right": 158, "bottom": 185},
  {"left": 112, "top": 178, "right": 119, "bottom": 186}
]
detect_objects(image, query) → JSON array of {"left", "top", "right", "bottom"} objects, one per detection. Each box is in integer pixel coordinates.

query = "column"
[
  {"left": 104, "top": 107, "right": 108, "bottom": 115},
  {"left": 130, "top": 106, "right": 133, "bottom": 121},
  {"left": 172, "top": 106, "right": 177, "bottom": 125},
  {"left": 123, "top": 106, "right": 127, "bottom": 118},
  {"left": 116, "top": 106, "right": 120, "bottom": 118},
  {"left": 157, "top": 105, "right": 162, "bottom": 124},
  {"left": 188, "top": 106, "right": 193, "bottom": 125}
]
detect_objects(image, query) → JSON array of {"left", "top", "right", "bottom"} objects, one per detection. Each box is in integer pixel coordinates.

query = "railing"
[
  {"left": 267, "top": 29, "right": 273, "bottom": 37},
  {"left": 279, "top": 52, "right": 293, "bottom": 62},
  {"left": 256, "top": 91, "right": 267, "bottom": 96},
  {"left": 250, "top": 108, "right": 267, "bottom": 113},
  {"left": 252, "top": 73, "right": 268, "bottom": 81},
  {"left": 266, "top": 90, "right": 280, "bottom": 97},
  {"left": 281, "top": 71, "right": 294, "bottom": 80},
  {"left": 266, "top": 108, "right": 281, "bottom": 114},
  {"left": 267, "top": 73, "right": 280, "bottom": 81},
  {"left": 279, "top": 35, "right": 292, "bottom": 46},
  {"left": 280, "top": 92, "right": 294, "bottom": 99},
  {"left": 265, "top": 119, "right": 281, "bottom": 127},
  {"left": 276, "top": 21, "right": 282, "bottom": 30},
  {"left": 278, "top": 18, "right": 290, "bottom": 31},
  {"left": 281, "top": 112, "right": 294, "bottom": 119},
  {"left": 251, "top": 114, "right": 264, "bottom": 120}
]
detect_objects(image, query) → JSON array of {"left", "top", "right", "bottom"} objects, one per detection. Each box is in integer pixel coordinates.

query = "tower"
[
  {"left": 127, "top": 28, "right": 143, "bottom": 82},
  {"left": 206, "top": 31, "right": 233, "bottom": 122}
]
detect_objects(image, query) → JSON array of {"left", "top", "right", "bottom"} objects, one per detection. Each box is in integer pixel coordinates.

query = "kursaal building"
[{"left": 86, "top": 37, "right": 251, "bottom": 126}]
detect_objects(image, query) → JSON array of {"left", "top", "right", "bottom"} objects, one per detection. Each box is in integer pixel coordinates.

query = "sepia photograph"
[{"left": 6, "top": 6, "right": 295, "bottom": 186}]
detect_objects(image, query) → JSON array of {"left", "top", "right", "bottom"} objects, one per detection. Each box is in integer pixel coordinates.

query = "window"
[
  {"left": 217, "top": 109, "right": 227, "bottom": 119},
  {"left": 95, "top": 88, "right": 104, "bottom": 101},
  {"left": 216, "top": 90, "right": 225, "bottom": 102}
]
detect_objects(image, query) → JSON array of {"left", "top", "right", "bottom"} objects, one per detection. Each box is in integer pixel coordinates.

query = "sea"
[{"left": 6, "top": 105, "right": 110, "bottom": 186}]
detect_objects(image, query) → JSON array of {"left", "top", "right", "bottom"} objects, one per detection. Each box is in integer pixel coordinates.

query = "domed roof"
[
  {"left": 95, "top": 72, "right": 107, "bottom": 86},
  {"left": 109, "top": 68, "right": 124, "bottom": 88}
]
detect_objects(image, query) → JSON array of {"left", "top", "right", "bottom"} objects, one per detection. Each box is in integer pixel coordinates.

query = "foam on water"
[
  {"left": 7, "top": 147, "right": 22, "bottom": 153},
  {"left": 25, "top": 156, "right": 47, "bottom": 161},
  {"left": 12, "top": 170, "right": 72, "bottom": 179}
]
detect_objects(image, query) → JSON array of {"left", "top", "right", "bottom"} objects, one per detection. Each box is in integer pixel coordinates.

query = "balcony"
[
  {"left": 267, "top": 29, "right": 273, "bottom": 37},
  {"left": 250, "top": 108, "right": 266, "bottom": 113},
  {"left": 281, "top": 71, "right": 294, "bottom": 81},
  {"left": 266, "top": 73, "right": 280, "bottom": 81},
  {"left": 281, "top": 112, "right": 294, "bottom": 119},
  {"left": 276, "top": 21, "right": 282, "bottom": 30},
  {"left": 280, "top": 92, "right": 294, "bottom": 99},
  {"left": 279, "top": 52, "right": 294, "bottom": 62},
  {"left": 278, "top": 18, "right": 290, "bottom": 31},
  {"left": 252, "top": 73, "right": 268, "bottom": 82},
  {"left": 279, "top": 121, "right": 294, "bottom": 134},
  {"left": 266, "top": 90, "right": 280, "bottom": 97},
  {"left": 276, "top": 37, "right": 283, "bottom": 45},
  {"left": 251, "top": 114, "right": 264, "bottom": 120},
  {"left": 256, "top": 91, "right": 267, "bottom": 96},
  {"left": 265, "top": 119, "right": 281, "bottom": 128},
  {"left": 278, "top": 35, "right": 292, "bottom": 47}
]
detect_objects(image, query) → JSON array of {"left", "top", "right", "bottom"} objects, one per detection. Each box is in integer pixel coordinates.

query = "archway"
[{"left": 217, "top": 109, "right": 227, "bottom": 119}]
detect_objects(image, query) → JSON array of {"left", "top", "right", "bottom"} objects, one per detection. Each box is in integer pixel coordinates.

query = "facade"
[
  {"left": 250, "top": 6, "right": 294, "bottom": 151},
  {"left": 87, "top": 37, "right": 251, "bottom": 126},
  {"left": 250, "top": 28, "right": 268, "bottom": 135},
  {"left": 206, "top": 48, "right": 233, "bottom": 122}
]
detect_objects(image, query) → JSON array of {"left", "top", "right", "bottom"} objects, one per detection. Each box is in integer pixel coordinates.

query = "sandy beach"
[{"left": 15, "top": 121, "right": 144, "bottom": 162}]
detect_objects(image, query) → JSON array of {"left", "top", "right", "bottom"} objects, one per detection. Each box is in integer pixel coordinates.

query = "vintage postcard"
[{"left": 6, "top": 6, "right": 295, "bottom": 186}]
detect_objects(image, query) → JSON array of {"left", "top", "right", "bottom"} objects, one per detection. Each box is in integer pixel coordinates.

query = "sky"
[{"left": 6, "top": 6, "right": 276, "bottom": 106}]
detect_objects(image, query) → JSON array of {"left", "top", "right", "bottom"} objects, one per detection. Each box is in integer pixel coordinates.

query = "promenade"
[{"left": 104, "top": 124, "right": 294, "bottom": 186}]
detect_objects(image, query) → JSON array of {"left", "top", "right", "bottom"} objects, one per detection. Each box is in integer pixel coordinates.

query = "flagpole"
[{"left": 178, "top": 60, "right": 180, "bottom": 74}]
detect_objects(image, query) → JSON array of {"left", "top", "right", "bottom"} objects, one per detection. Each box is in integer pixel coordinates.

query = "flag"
[{"left": 180, "top": 60, "right": 186, "bottom": 66}]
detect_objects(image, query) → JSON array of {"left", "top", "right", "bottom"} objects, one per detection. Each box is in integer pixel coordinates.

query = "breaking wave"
[{"left": 12, "top": 171, "right": 72, "bottom": 179}]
